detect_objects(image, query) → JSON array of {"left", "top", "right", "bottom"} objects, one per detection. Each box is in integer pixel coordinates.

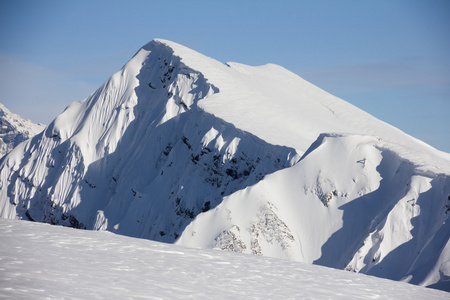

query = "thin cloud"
[
  {"left": 298, "top": 58, "right": 450, "bottom": 95},
  {"left": 0, "top": 52, "right": 99, "bottom": 124},
  {"left": 56, "top": 48, "right": 137, "bottom": 83}
]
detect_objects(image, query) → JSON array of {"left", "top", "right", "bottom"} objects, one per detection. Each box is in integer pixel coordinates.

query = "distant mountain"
[
  {"left": 0, "top": 39, "right": 449, "bottom": 290},
  {"left": 0, "top": 103, "right": 44, "bottom": 158}
]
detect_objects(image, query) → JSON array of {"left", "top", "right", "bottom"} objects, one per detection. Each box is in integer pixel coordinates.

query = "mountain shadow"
[{"left": 69, "top": 43, "right": 298, "bottom": 242}]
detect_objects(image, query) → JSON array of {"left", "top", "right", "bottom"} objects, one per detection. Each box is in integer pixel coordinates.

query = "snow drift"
[{"left": 0, "top": 39, "right": 449, "bottom": 290}]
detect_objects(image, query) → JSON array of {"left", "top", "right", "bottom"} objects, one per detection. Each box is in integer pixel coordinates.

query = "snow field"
[{"left": 0, "top": 219, "right": 448, "bottom": 299}]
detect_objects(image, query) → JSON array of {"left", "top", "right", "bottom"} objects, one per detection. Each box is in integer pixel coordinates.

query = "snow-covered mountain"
[
  {"left": 0, "top": 39, "right": 449, "bottom": 290},
  {"left": 0, "top": 103, "right": 44, "bottom": 158},
  {"left": 1, "top": 218, "right": 448, "bottom": 299}
]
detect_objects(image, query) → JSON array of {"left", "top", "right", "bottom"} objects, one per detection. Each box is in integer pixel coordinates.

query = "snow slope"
[
  {"left": 0, "top": 103, "right": 44, "bottom": 158},
  {"left": 178, "top": 133, "right": 450, "bottom": 289},
  {"left": 0, "top": 39, "right": 449, "bottom": 290},
  {"left": 1, "top": 218, "right": 448, "bottom": 299}
]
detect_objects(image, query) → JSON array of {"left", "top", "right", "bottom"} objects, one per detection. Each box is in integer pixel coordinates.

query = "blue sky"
[{"left": 0, "top": 0, "right": 449, "bottom": 152}]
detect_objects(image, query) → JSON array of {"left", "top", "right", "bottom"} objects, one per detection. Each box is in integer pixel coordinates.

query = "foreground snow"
[{"left": 0, "top": 219, "right": 447, "bottom": 299}]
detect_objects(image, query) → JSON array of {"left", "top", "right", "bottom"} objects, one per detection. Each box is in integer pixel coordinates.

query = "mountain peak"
[
  {"left": 126, "top": 41, "right": 450, "bottom": 172},
  {"left": 0, "top": 40, "right": 449, "bottom": 291}
]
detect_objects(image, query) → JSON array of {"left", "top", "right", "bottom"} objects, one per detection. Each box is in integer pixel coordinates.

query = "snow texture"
[
  {"left": 0, "top": 218, "right": 448, "bottom": 299},
  {"left": 0, "top": 39, "right": 449, "bottom": 291},
  {"left": 0, "top": 103, "right": 44, "bottom": 158}
]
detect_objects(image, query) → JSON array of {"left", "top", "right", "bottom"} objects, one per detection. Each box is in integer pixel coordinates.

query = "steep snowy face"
[
  {"left": 0, "top": 40, "right": 299, "bottom": 242},
  {"left": 0, "top": 103, "right": 44, "bottom": 158},
  {"left": 0, "top": 39, "right": 449, "bottom": 290}
]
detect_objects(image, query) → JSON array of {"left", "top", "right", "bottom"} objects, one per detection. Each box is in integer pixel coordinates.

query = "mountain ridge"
[{"left": 153, "top": 40, "right": 450, "bottom": 165}]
